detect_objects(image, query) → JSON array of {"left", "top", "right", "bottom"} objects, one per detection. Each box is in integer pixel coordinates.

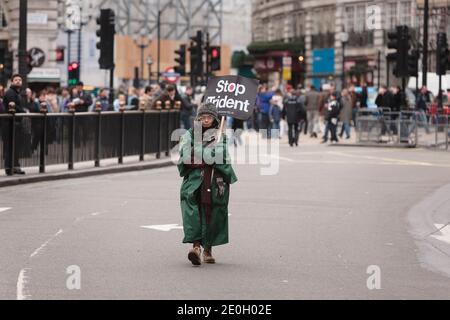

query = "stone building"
[{"left": 251, "top": 0, "right": 449, "bottom": 89}]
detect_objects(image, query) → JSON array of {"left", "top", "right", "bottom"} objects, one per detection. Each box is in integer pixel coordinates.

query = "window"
[
  {"left": 344, "top": 6, "right": 355, "bottom": 32},
  {"left": 386, "top": 2, "right": 397, "bottom": 30},
  {"left": 295, "top": 12, "right": 306, "bottom": 38},
  {"left": 399, "top": 1, "right": 412, "bottom": 26},
  {"left": 355, "top": 5, "right": 366, "bottom": 32}
]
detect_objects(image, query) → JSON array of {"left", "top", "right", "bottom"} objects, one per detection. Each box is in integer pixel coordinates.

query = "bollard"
[
  {"left": 157, "top": 108, "right": 162, "bottom": 159},
  {"left": 95, "top": 102, "right": 102, "bottom": 167},
  {"left": 118, "top": 102, "right": 125, "bottom": 164},
  {"left": 139, "top": 99, "right": 146, "bottom": 112},
  {"left": 95, "top": 101, "right": 102, "bottom": 112},
  {"left": 140, "top": 107, "right": 146, "bottom": 161},
  {"left": 165, "top": 100, "right": 171, "bottom": 110},
  {"left": 446, "top": 116, "right": 449, "bottom": 151},
  {"left": 68, "top": 102, "right": 76, "bottom": 170},
  {"left": 39, "top": 102, "right": 48, "bottom": 173},
  {"left": 155, "top": 100, "right": 162, "bottom": 110},
  {"left": 175, "top": 101, "right": 181, "bottom": 110},
  {"left": 7, "top": 102, "right": 16, "bottom": 173}
]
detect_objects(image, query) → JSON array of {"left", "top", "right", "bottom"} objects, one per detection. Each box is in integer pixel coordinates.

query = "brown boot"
[
  {"left": 188, "top": 246, "right": 202, "bottom": 266},
  {"left": 203, "top": 247, "right": 215, "bottom": 264}
]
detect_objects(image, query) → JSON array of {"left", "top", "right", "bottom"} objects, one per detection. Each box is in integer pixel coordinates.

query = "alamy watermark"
[
  {"left": 366, "top": 265, "right": 381, "bottom": 290},
  {"left": 66, "top": 265, "right": 81, "bottom": 290},
  {"left": 170, "top": 128, "right": 281, "bottom": 176}
]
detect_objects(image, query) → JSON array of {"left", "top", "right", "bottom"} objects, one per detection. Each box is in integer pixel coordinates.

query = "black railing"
[{"left": 0, "top": 108, "right": 180, "bottom": 173}]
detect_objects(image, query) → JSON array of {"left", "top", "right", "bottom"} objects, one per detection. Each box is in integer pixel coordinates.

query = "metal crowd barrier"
[
  {"left": 0, "top": 103, "right": 180, "bottom": 173},
  {"left": 356, "top": 108, "right": 418, "bottom": 147}
]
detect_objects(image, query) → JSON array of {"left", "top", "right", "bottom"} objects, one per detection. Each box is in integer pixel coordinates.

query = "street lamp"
[
  {"left": 133, "top": 30, "right": 152, "bottom": 87},
  {"left": 76, "top": 3, "right": 93, "bottom": 81},
  {"left": 147, "top": 56, "right": 153, "bottom": 85},
  {"left": 340, "top": 32, "right": 349, "bottom": 90}
]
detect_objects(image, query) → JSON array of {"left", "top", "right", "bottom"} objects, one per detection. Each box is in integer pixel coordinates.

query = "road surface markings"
[
  {"left": 17, "top": 269, "right": 31, "bottom": 300},
  {"left": 30, "top": 229, "right": 64, "bottom": 258},
  {"left": 326, "top": 151, "right": 437, "bottom": 167},
  {"left": 430, "top": 223, "right": 450, "bottom": 245},
  {"left": 141, "top": 224, "right": 183, "bottom": 232},
  {"left": 0, "top": 207, "right": 11, "bottom": 214}
]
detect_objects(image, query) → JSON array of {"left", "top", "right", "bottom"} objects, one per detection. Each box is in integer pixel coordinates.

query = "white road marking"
[
  {"left": 141, "top": 224, "right": 183, "bottom": 232},
  {"left": 326, "top": 151, "right": 436, "bottom": 167},
  {"left": 17, "top": 269, "right": 31, "bottom": 300},
  {"left": 30, "top": 229, "right": 64, "bottom": 258},
  {"left": 0, "top": 207, "right": 11, "bottom": 213},
  {"left": 430, "top": 224, "right": 450, "bottom": 245}
]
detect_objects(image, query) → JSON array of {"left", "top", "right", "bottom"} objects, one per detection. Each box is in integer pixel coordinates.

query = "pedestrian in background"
[
  {"left": 178, "top": 103, "right": 238, "bottom": 266},
  {"left": 180, "top": 86, "right": 197, "bottom": 130},
  {"left": 305, "top": 85, "right": 320, "bottom": 138},
  {"left": 1, "top": 74, "right": 26, "bottom": 175},
  {"left": 416, "top": 86, "right": 431, "bottom": 134},
  {"left": 73, "top": 81, "right": 93, "bottom": 112},
  {"left": 257, "top": 84, "right": 275, "bottom": 139},
  {"left": 282, "top": 89, "right": 303, "bottom": 147},
  {"left": 322, "top": 91, "right": 340, "bottom": 144},
  {"left": 95, "top": 88, "right": 110, "bottom": 111},
  {"left": 339, "top": 89, "right": 352, "bottom": 140},
  {"left": 269, "top": 95, "right": 282, "bottom": 139}
]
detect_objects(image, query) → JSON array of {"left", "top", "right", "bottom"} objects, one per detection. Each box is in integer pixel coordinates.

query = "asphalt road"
[{"left": 1, "top": 136, "right": 450, "bottom": 300}]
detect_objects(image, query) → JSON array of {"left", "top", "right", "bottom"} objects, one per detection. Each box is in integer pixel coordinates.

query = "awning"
[{"left": 27, "top": 67, "right": 61, "bottom": 83}]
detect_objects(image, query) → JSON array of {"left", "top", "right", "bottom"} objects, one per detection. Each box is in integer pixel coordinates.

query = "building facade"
[
  {"left": 54, "top": 0, "right": 252, "bottom": 88},
  {"left": 0, "top": 0, "right": 252, "bottom": 89},
  {"left": 0, "top": 0, "right": 60, "bottom": 90},
  {"left": 251, "top": 0, "right": 449, "bottom": 90}
]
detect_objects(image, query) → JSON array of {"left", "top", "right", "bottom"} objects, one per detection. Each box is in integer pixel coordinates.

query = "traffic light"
[
  {"left": 68, "top": 61, "right": 80, "bottom": 86},
  {"left": 436, "top": 32, "right": 449, "bottom": 76},
  {"left": 209, "top": 46, "right": 221, "bottom": 71},
  {"left": 387, "top": 25, "right": 410, "bottom": 78},
  {"left": 56, "top": 47, "right": 65, "bottom": 62},
  {"left": 96, "top": 9, "right": 116, "bottom": 70},
  {"left": 174, "top": 44, "right": 186, "bottom": 76},
  {"left": 408, "top": 49, "right": 419, "bottom": 77},
  {"left": 189, "top": 30, "right": 204, "bottom": 84}
]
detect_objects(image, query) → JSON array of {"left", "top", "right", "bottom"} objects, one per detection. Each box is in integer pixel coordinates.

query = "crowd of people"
[
  {"left": 249, "top": 82, "right": 368, "bottom": 146},
  {"left": 0, "top": 79, "right": 200, "bottom": 130}
]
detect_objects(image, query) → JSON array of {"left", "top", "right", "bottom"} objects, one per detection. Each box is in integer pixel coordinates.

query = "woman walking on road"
[{"left": 178, "top": 103, "right": 238, "bottom": 266}]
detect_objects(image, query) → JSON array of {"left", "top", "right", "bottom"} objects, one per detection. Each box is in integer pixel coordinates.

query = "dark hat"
[{"left": 196, "top": 103, "right": 219, "bottom": 123}]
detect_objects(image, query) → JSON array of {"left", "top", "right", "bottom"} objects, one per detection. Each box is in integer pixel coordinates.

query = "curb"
[
  {"left": 0, "top": 160, "right": 175, "bottom": 188},
  {"left": 328, "top": 143, "right": 416, "bottom": 149}
]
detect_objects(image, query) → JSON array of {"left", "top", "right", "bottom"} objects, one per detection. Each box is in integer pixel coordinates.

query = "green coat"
[{"left": 178, "top": 128, "right": 238, "bottom": 248}]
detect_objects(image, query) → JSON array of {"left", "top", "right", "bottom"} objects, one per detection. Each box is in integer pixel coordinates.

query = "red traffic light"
[
  {"left": 211, "top": 48, "right": 219, "bottom": 58},
  {"left": 71, "top": 62, "right": 79, "bottom": 69}
]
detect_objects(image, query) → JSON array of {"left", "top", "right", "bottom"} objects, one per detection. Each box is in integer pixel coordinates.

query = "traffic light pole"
[
  {"left": 109, "top": 66, "right": 114, "bottom": 105},
  {"left": 422, "top": 0, "right": 429, "bottom": 87},
  {"left": 438, "top": 74, "right": 442, "bottom": 111},
  {"left": 157, "top": 10, "right": 161, "bottom": 84},
  {"left": 67, "top": 30, "right": 72, "bottom": 84},
  {"left": 206, "top": 33, "right": 210, "bottom": 84},
  {"left": 18, "top": 0, "right": 28, "bottom": 89}
]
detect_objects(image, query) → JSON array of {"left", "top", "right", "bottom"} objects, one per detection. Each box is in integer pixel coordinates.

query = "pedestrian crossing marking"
[{"left": 141, "top": 224, "right": 183, "bottom": 232}]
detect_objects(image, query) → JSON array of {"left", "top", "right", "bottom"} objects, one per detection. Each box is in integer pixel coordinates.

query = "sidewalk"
[{"left": 0, "top": 154, "right": 175, "bottom": 188}]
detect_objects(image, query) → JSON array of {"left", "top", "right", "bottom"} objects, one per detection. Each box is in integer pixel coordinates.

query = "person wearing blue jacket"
[{"left": 257, "top": 84, "right": 275, "bottom": 139}]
